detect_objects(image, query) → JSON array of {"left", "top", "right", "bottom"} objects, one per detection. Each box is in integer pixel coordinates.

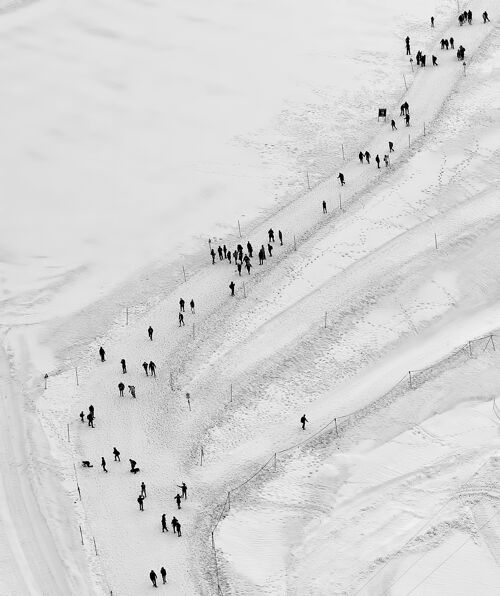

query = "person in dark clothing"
[
  {"left": 467, "top": 10, "right": 472, "bottom": 24},
  {"left": 405, "top": 113, "right": 410, "bottom": 126},
  {"left": 211, "top": 248, "right": 216, "bottom": 264},
  {"left": 118, "top": 382, "right": 125, "bottom": 396},
  {"left": 149, "top": 361, "right": 156, "bottom": 377},
  {"left": 80, "top": 411, "right": 84, "bottom": 422},
  {"left": 403, "top": 102, "right": 409, "bottom": 115},
  {"left": 268, "top": 228, "right": 275, "bottom": 242},
  {"left": 432, "top": 55, "right": 438, "bottom": 66},
  {"left": 337, "top": 172, "right": 345, "bottom": 186},
  {"left": 130, "top": 459, "right": 137, "bottom": 472},
  {"left": 358, "top": 151, "right": 364, "bottom": 164},
  {"left": 458, "top": 14, "right": 464, "bottom": 26},
  {"left": 179, "top": 312, "right": 185, "bottom": 327},
  {"left": 148, "top": 326, "right": 153, "bottom": 340},
  {"left": 245, "top": 261, "right": 252, "bottom": 275},
  {"left": 87, "top": 413, "right": 94, "bottom": 428},
  {"left": 161, "top": 513, "right": 168, "bottom": 532},
  {"left": 142, "top": 362, "right": 149, "bottom": 375},
  {"left": 101, "top": 457, "right": 107, "bottom": 473},
  {"left": 174, "top": 493, "right": 182, "bottom": 509},
  {"left": 444, "top": 39, "right": 449, "bottom": 50},
  {"left": 227, "top": 251, "right": 232, "bottom": 264},
  {"left": 179, "top": 298, "right": 185, "bottom": 312},
  {"left": 400, "top": 103, "right": 405, "bottom": 116},
  {"left": 375, "top": 154, "right": 380, "bottom": 169},
  {"left": 190, "top": 299, "right": 195, "bottom": 313},
  {"left": 217, "top": 246, "right": 223, "bottom": 260},
  {"left": 278, "top": 230, "right": 283, "bottom": 245},
  {"left": 171, "top": 517, "right": 178, "bottom": 533},
  {"left": 268, "top": 244, "right": 273, "bottom": 257},
  {"left": 365, "top": 151, "right": 371, "bottom": 163},
  {"left": 258, "top": 248, "right": 265, "bottom": 265},
  {"left": 141, "top": 482, "right": 147, "bottom": 498},
  {"left": 440, "top": 38, "right": 445, "bottom": 50},
  {"left": 405, "top": 35, "right": 410, "bottom": 55},
  {"left": 149, "top": 570, "right": 157, "bottom": 588},
  {"left": 430, "top": 16, "right": 434, "bottom": 27},
  {"left": 82, "top": 460, "right": 93, "bottom": 467},
  {"left": 99, "top": 346, "right": 106, "bottom": 362},
  {"left": 300, "top": 414, "right": 308, "bottom": 430},
  {"left": 391, "top": 119, "right": 397, "bottom": 131},
  {"left": 121, "top": 359, "right": 127, "bottom": 374},
  {"left": 420, "top": 54, "right": 426, "bottom": 67},
  {"left": 237, "top": 262, "right": 242, "bottom": 276},
  {"left": 176, "top": 522, "right": 182, "bottom": 537},
  {"left": 322, "top": 200, "right": 327, "bottom": 214},
  {"left": 177, "top": 482, "right": 187, "bottom": 499},
  {"left": 232, "top": 249, "right": 238, "bottom": 263},
  {"left": 113, "top": 447, "right": 120, "bottom": 461},
  {"left": 89, "top": 404, "right": 94, "bottom": 417},
  {"left": 483, "top": 11, "right": 490, "bottom": 23},
  {"left": 160, "top": 567, "right": 167, "bottom": 584},
  {"left": 243, "top": 254, "right": 250, "bottom": 265},
  {"left": 450, "top": 37, "right": 454, "bottom": 49},
  {"left": 247, "top": 241, "right": 253, "bottom": 257},
  {"left": 389, "top": 141, "right": 394, "bottom": 152},
  {"left": 223, "top": 245, "right": 227, "bottom": 258},
  {"left": 128, "top": 385, "right": 136, "bottom": 398},
  {"left": 229, "top": 281, "right": 235, "bottom": 296},
  {"left": 384, "top": 155, "right": 389, "bottom": 167}
]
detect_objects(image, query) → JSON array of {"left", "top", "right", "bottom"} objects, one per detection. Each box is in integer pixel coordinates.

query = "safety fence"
[{"left": 208, "top": 331, "right": 497, "bottom": 594}]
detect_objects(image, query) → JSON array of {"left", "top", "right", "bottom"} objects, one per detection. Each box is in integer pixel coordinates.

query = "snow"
[{"left": 1, "top": 0, "right": 500, "bottom": 594}]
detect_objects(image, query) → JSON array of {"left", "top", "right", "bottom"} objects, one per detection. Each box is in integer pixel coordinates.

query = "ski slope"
[{"left": 1, "top": 0, "right": 500, "bottom": 594}]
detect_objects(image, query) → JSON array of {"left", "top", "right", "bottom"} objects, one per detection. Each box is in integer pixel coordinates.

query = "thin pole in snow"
[
  {"left": 410, "top": 58, "right": 414, "bottom": 72},
  {"left": 307, "top": 171, "right": 311, "bottom": 190},
  {"left": 339, "top": 192, "right": 342, "bottom": 210},
  {"left": 79, "top": 525, "right": 84, "bottom": 545},
  {"left": 211, "top": 531, "right": 215, "bottom": 548},
  {"left": 238, "top": 219, "right": 242, "bottom": 238},
  {"left": 403, "top": 74, "right": 408, "bottom": 90},
  {"left": 75, "top": 366, "right": 79, "bottom": 386},
  {"left": 463, "top": 61, "right": 467, "bottom": 76},
  {"left": 44, "top": 373, "right": 48, "bottom": 390},
  {"left": 230, "top": 384, "right": 233, "bottom": 402},
  {"left": 200, "top": 446, "right": 204, "bottom": 466},
  {"left": 93, "top": 537, "right": 98, "bottom": 556},
  {"left": 334, "top": 417, "right": 338, "bottom": 437},
  {"left": 491, "top": 335, "right": 496, "bottom": 351},
  {"left": 409, "top": 370, "right": 413, "bottom": 389},
  {"left": 227, "top": 491, "right": 231, "bottom": 510},
  {"left": 126, "top": 307, "right": 129, "bottom": 326},
  {"left": 341, "top": 144, "right": 345, "bottom": 161},
  {"left": 408, "top": 134, "right": 411, "bottom": 148},
  {"left": 67, "top": 423, "right": 70, "bottom": 443},
  {"left": 186, "top": 393, "right": 191, "bottom": 411},
  {"left": 182, "top": 266, "right": 186, "bottom": 283},
  {"left": 243, "top": 282, "right": 246, "bottom": 298},
  {"left": 468, "top": 341, "right": 472, "bottom": 357},
  {"left": 424, "top": 122, "right": 426, "bottom": 136},
  {"left": 170, "top": 372, "right": 174, "bottom": 391},
  {"left": 324, "top": 312, "right": 327, "bottom": 328},
  {"left": 293, "top": 235, "right": 297, "bottom": 251},
  {"left": 274, "top": 452, "right": 277, "bottom": 471},
  {"left": 434, "top": 233, "right": 438, "bottom": 249}
]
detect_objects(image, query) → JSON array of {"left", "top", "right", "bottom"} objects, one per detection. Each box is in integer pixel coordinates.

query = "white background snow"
[{"left": 1, "top": 0, "right": 500, "bottom": 594}]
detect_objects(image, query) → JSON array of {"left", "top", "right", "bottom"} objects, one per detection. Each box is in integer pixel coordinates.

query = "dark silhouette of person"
[
  {"left": 467, "top": 10, "right": 472, "bottom": 24},
  {"left": 358, "top": 151, "right": 364, "bottom": 164},
  {"left": 459, "top": 14, "right": 464, "bottom": 26},
  {"left": 245, "top": 262, "right": 252, "bottom": 274},
  {"left": 227, "top": 251, "right": 232, "bottom": 264},
  {"left": 420, "top": 54, "right": 426, "bottom": 67},
  {"left": 142, "top": 362, "right": 149, "bottom": 376},
  {"left": 176, "top": 522, "right": 182, "bottom": 537},
  {"left": 223, "top": 245, "right": 227, "bottom": 258},
  {"left": 322, "top": 200, "right": 327, "bottom": 213},
  {"left": 301, "top": 414, "right": 308, "bottom": 430},
  {"left": 160, "top": 567, "right": 167, "bottom": 584},
  {"left": 440, "top": 39, "right": 445, "bottom": 50},
  {"left": 118, "top": 382, "right": 125, "bottom": 396},
  {"left": 171, "top": 516, "right": 178, "bottom": 533},
  {"left": 149, "top": 570, "right": 157, "bottom": 588},
  {"left": 89, "top": 404, "right": 94, "bottom": 417},
  {"left": 389, "top": 141, "right": 394, "bottom": 152},
  {"left": 113, "top": 447, "right": 120, "bottom": 461},
  {"left": 405, "top": 113, "right": 410, "bottom": 127},
  {"left": 190, "top": 299, "right": 195, "bottom": 313},
  {"left": 177, "top": 482, "right": 187, "bottom": 499},
  {"left": 432, "top": 55, "right": 437, "bottom": 66},
  {"left": 247, "top": 241, "right": 253, "bottom": 257},
  {"left": 87, "top": 413, "right": 94, "bottom": 428},
  {"left": 337, "top": 172, "right": 345, "bottom": 186},
  {"left": 79, "top": 411, "right": 84, "bottom": 422},
  {"left": 217, "top": 246, "right": 223, "bottom": 260},
  {"left": 148, "top": 326, "right": 153, "bottom": 340},
  {"left": 229, "top": 281, "right": 235, "bottom": 296},
  {"left": 179, "top": 298, "right": 185, "bottom": 312},
  {"left": 405, "top": 35, "right": 410, "bottom": 55},
  {"left": 101, "top": 457, "right": 107, "bottom": 473},
  {"left": 258, "top": 247, "right": 265, "bottom": 265},
  {"left": 121, "top": 359, "right": 127, "bottom": 374},
  {"left": 365, "top": 151, "right": 371, "bottom": 163},
  {"left": 82, "top": 460, "right": 93, "bottom": 467},
  {"left": 179, "top": 312, "right": 185, "bottom": 327},
  {"left": 268, "top": 244, "right": 273, "bottom": 257},
  {"left": 128, "top": 385, "right": 136, "bottom": 398},
  {"left": 400, "top": 103, "right": 405, "bottom": 116},
  {"left": 161, "top": 513, "right": 168, "bottom": 532},
  {"left": 129, "top": 459, "right": 137, "bottom": 472},
  {"left": 149, "top": 361, "right": 156, "bottom": 377},
  {"left": 416, "top": 50, "right": 421, "bottom": 66},
  {"left": 141, "top": 482, "right": 147, "bottom": 498},
  {"left": 444, "top": 39, "right": 449, "bottom": 50},
  {"left": 278, "top": 230, "right": 283, "bottom": 245},
  {"left": 174, "top": 493, "right": 182, "bottom": 509},
  {"left": 268, "top": 228, "right": 275, "bottom": 242},
  {"left": 483, "top": 11, "right": 490, "bottom": 23},
  {"left": 384, "top": 155, "right": 389, "bottom": 167},
  {"left": 99, "top": 346, "right": 106, "bottom": 362},
  {"left": 375, "top": 154, "right": 380, "bottom": 169},
  {"left": 450, "top": 37, "right": 454, "bottom": 49},
  {"left": 430, "top": 16, "right": 434, "bottom": 28},
  {"left": 211, "top": 248, "right": 216, "bottom": 264},
  {"left": 237, "top": 262, "right": 242, "bottom": 276}
]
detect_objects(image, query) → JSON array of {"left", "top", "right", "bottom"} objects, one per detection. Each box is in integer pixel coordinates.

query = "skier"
[
  {"left": 237, "top": 261, "right": 242, "bottom": 276},
  {"left": 383, "top": 155, "right": 389, "bottom": 167},
  {"left": 267, "top": 243, "right": 273, "bottom": 257},
  {"left": 358, "top": 151, "right": 364, "bottom": 164},
  {"left": 79, "top": 411, "right": 84, "bottom": 423},
  {"left": 149, "top": 361, "right": 156, "bottom": 377},
  {"left": 121, "top": 358, "right": 127, "bottom": 374},
  {"left": 113, "top": 447, "right": 120, "bottom": 461},
  {"left": 247, "top": 241, "right": 253, "bottom": 257},
  {"left": 148, "top": 326, "right": 153, "bottom": 340},
  {"left": 161, "top": 513, "right": 168, "bottom": 532},
  {"left": 87, "top": 413, "right": 94, "bottom": 428},
  {"left": 160, "top": 567, "right": 167, "bottom": 584},
  {"left": 245, "top": 261, "right": 252, "bottom": 275},
  {"left": 190, "top": 299, "right": 195, "bottom": 314},
  {"left": 118, "top": 382, "right": 125, "bottom": 396},
  {"left": 300, "top": 414, "right": 308, "bottom": 430},
  {"left": 99, "top": 346, "right": 106, "bottom": 362},
  {"left": 142, "top": 362, "right": 148, "bottom": 376},
  {"left": 129, "top": 459, "right": 137, "bottom": 472},
  {"left": 179, "top": 298, "right": 185, "bottom": 312},
  {"left": 364, "top": 150, "right": 371, "bottom": 163},
  {"left": 483, "top": 11, "right": 490, "bottom": 23},
  {"left": 389, "top": 141, "right": 394, "bottom": 153},
  {"left": 278, "top": 230, "right": 283, "bottom": 245},
  {"left": 375, "top": 154, "right": 380, "bottom": 169},
  {"left": 179, "top": 312, "right": 185, "bottom": 327},
  {"left": 177, "top": 482, "right": 187, "bottom": 499},
  {"left": 141, "top": 481, "right": 147, "bottom": 498},
  {"left": 430, "top": 16, "right": 434, "bottom": 28},
  {"left": 337, "top": 172, "right": 345, "bottom": 186},
  {"left": 322, "top": 200, "right": 327, "bottom": 214},
  {"left": 210, "top": 248, "right": 216, "bottom": 264},
  {"left": 171, "top": 516, "right": 178, "bottom": 533},
  {"left": 405, "top": 113, "right": 410, "bottom": 127},
  {"left": 268, "top": 228, "right": 275, "bottom": 242},
  {"left": 149, "top": 570, "right": 157, "bottom": 588},
  {"left": 229, "top": 281, "right": 235, "bottom": 296},
  {"left": 174, "top": 493, "right": 182, "bottom": 509},
  {"left": 432, "top": 55, "right": 438, "bottom": 66},
  {"left": 101, "top": 457, "right": 107, "bottom": 473},
  {"left": 128, "top": 385, "right": 136, "bottom": 398},
  {"left": 217, "top": 246, "right": 223, "bottom": 260}
]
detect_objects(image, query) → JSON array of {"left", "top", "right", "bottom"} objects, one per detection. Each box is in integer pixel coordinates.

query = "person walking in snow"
[
  {"left": 174, "top": 493, "right": 182, "bottom": 509},
  {"left": 322, "top": 200, "right": 327, "bottom": 214},
  {"left": 237, "top": 261, "right": 242, "bottom": 276},
  {"left": 138, "top": 495, "right": 144, "bottom": 511},
  {"left": 149, "top": 361, "right": 156, "bottom": 377},
  {"left": 129, "top": 459, "right": 137, "bottom": 472},
  {"left": 450, "top": 37, "right": 454, "bottom": 49},
  {"left": 227, "top": 250, "right": 232, "bottom": 264},
  {"left": 179, "top": 312, "right": 185, "bottom": 327},
  {"left": 141, "top": 482, "right": 147, "bottom": 498},
  {"left": 118, "top": 382, "right": 125, "bottom": 396},
  {"left": 389, "top": 141, "right": 394, "bottom": 153},
  {"left": 337, "top": 172, "right": 345, "bottom": 186},
  {"left": 391, "top": 119, "right": 397, "bottom": 131},
  {"left": 383, "top": 155, "right": 389, "bottom": 167},
  {"left": 128, "top": 385, "right": 136, "bottom": 398},
  {"left": 467, "top": 10, "right": 472, "bottom": 24},
  {"left": 176, "top": 521, "right": 182, "bottom": 537},
  {"left": 149, "top": 570, "right": 157, "bottom": 588},
  {"left": 483, "top": 11, "right": 490, "bottom": 23},
  {"left": 268, "top": 228, "right": 275, "bottom": 242},
  {"left": 267, "top": 243, "right": 273, "bottom": 257},
  {"left": 247, "top": 241, "right": 253, "bottom": 258},
  {"left": 142, "top": 361, "right": 149, "bottom": 376},
  {"left": 229, "top": 281, "right": 235, "bottom": 296},
  {"left": 99, "top": 346, "right": 106, "bottom": 362},
  {"left": 113, "top": 447, "right": 120, "bottom": 461},
  {"left": 405, "top": 35, "right": 410, "bottom": 55},
  {"left": 358, "top": 151, "right": 364, "bottom": 164},
  {"left": 190, "top": 299, "right": 195, "bottom": 314},
  {"left": 160, "top": 567, "right": 167, "bottom": 584},
  {"left": 101, "top": 457, "right": 107, "bottom": 473},
  {"left": 301, "top": 414, "right": 308, "bottom": 430},
  {"left": 210, "top": 248, "right": 216, "bottom": 264},
  {"left": 177, "top": 482, "right": 187, "bottom": 499},
  {"left": 89, "top": 404, "right": 94, "bottom": 417},
  {"left": 405, "top": 113, "right": 410, "bottom": 127},
  {"left": 148, "top": 325, "right": 153, "bottom": 340},
  {"left": 223, "top": 245, "right": 227, "bottom": 259},
  {"left": 420, "top": 54, "right": 426, "bottom": 67},
  {"left": 179, "top": 298, "right": 185, "bottom": 312},
  {"left": 258, "top": 247, "right": 265, "bottom": 265},
  {"left": 365, "top": 150, "right": 371, "bottom": 163},
  {"left": 80, "top": 411, "right": 84, "bottom": 423},
  {"left": 245, "top": 261, "right": 252, "bottom": 275},
  {"left": 217, "top": 246, "right": 223, "bottom": 260},
  {"left": 161, "top": 513, "right": 168, "bottom": 532},
  {"left": 87, "top": 413, "right": 94, "bottom": 428},
  {"left": 375, "top": 154, "right": 380, "bottom": 169},
  {"left": 400, "top": 103, "right": 405, "bottom": 116},
  {"left": 430, "top": 16, "right": 434, "bottom": 28},
  {"left": 278, "top": 230, "right": 283, "bottom": 245},
  {"left": 121, "top": 358, "right": 127, "bottom": 374},
  {"left": 432, "top": 55, "right": 438, "bottom": 66},
  {"left": 171, "top": 516, "right": 178, "bottom": 533}
]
